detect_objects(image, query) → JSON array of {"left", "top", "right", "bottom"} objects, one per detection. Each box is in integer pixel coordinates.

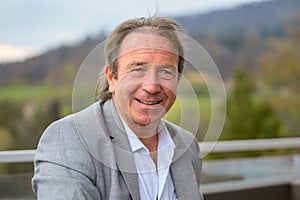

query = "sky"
[{"left": 0, "top": 0, "right": 267, "bottom": 63}]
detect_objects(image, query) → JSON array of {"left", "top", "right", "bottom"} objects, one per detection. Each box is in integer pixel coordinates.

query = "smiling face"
[{"left": 106, "top": 32, "right": 179, "bottom": 134}]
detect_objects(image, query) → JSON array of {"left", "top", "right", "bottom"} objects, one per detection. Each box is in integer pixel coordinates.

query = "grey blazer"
[{"left": 32, "top": 100, "right": 203, "bottom": 200}]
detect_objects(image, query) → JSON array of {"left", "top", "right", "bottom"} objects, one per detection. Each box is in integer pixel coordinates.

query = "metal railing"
[
  {"left": 0, "top": 149, "right": 35, "bottom": 163},
  {"left": 200, "top": 137, "right": 300, "bottom": 153},
  {"left": 0, "top": 137, "right": 300, "bottom": 163},
  {"left": 0, "top": 137, "right": 300, "bottom": 199}
]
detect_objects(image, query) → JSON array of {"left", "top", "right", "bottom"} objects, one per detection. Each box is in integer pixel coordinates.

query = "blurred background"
[{"left": 1, "top": 0, "right": 300, "bottom": 199}]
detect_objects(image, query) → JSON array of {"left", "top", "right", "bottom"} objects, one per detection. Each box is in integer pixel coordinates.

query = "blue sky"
[{"left": 0, "top": 0, "right": 267, "bottom": 63}]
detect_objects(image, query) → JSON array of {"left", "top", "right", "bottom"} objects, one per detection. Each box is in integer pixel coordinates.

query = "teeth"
[{"left": 138, "top": 100, "right": 159, "bottom": 105}]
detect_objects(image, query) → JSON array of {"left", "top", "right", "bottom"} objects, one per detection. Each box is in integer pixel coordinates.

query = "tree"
[
  {"left": 258, "top": 13, "right": 300, "bottom": 136},
  {"left": 222, "top": 68, "right": 281, "bottom": 140},
  {"left": 0, "top": 100, "right": 23, "bottom": 148}
]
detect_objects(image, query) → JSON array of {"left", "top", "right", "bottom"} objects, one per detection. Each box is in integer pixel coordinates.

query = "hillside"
[
  {"left": 0, "top": 0, "right": 299, "bottom": 86},
  {"left": 175, "top": 0, "right": 300, "bottom": 37},
  {"left": 0, "top": 35, "right": 105, "bottom": 86}
]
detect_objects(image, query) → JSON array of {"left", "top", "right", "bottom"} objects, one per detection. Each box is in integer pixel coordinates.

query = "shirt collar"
[{"left": 119, "top": 116, "right": 175, "bottom": 153}]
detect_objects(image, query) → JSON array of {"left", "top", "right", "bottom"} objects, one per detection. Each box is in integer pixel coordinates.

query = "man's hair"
[{"left": 97, "top": 16, "right": 185, "bottom": 100}]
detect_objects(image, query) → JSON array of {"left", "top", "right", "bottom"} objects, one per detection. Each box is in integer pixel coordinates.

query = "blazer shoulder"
[
  {"left": 35, "top": 112, "right": 90, "bottom": 161},
  {"left": 164, "top": 120, "right": 200, "bottom": 157},
  {"left": 34, "top": 106, "right": 99, "bottom": 180},
  {"left": 164, "top": 120, "right": 197, "bottom": 142},
  {"left": 38, "top": 113, "right": 77, "bottom": 144}
]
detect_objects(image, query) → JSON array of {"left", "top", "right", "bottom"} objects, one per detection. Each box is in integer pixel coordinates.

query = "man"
[{"left": 32, "top": 16, "right": 203, "bottom": 200}]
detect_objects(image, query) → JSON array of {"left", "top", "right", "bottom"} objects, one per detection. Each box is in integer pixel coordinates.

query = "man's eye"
[
  {"left": 159, "top": 69, "right": 176, "bottom": 80},
  {"left": 129, "top": 68, "right": 145, "bottom": 77},
  {"left": 132, "top": 68, "right": 143, "bottom": 72},
  {"left": 161, "top": 69, "right": 172, "bottom": 75}
]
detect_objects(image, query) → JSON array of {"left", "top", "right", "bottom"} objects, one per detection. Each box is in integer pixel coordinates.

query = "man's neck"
[
  {"left": 140, "top": 133, "right": 159, "bottom": 165},
  {"left": 116, "top": 110, "right": 161, "bottom": 165},
  {"left": 126, "top": 119, "right": 160, "bottom": 165},
  {"left": 131, "top": 122, "right": 159, "bottom": 164}
]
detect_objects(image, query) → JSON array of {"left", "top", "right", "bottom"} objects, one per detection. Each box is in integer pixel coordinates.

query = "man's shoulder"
[
  {"left": 163, "top": 120, "right": 199, "bottom": 151},
  {"left": 36, "top": 101, "right": 111, "bottom": 162},
  {"left": 38, "top": 102, "right": 101, "bottom": 143},
  {"left": 163, "top": 120, "right": 196, "bottom": 140},
  {"left": 49, "top": 101, "right": 103, "bottom": 130}
]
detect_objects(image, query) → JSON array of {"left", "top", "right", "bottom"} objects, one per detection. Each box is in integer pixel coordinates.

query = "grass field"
[
  {"left": 0, "top": 84, "right": 214, "bottom": 140},
  {"left": 0, "top": 85, "right": 72, "bottom": 103}
]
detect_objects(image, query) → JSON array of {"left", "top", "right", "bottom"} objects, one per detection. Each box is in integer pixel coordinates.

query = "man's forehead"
[
  {"left": 118, "top": 32, "right": 176, "bottom": 56},
  {"left": 119, "top": 48, "right": 178, "bottom": 59}
]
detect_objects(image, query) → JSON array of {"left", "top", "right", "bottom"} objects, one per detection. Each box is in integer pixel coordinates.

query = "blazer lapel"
[
  {"left": 171, "top": 150, "right": 201, "bottom": 200},
  {"left": 102, "top": 100, "right": 140, "bottom": 200},
  {"left": 166, "top": 122, "right": 202, "bottom": 200}
]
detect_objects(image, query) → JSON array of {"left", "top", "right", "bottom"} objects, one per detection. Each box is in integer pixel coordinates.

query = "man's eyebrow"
[
  {"left": 158, "top": 64, "right": 177, "bottom": 70},
  {"left": 127, "top": 61, "right": 147, "bottom": 67}
]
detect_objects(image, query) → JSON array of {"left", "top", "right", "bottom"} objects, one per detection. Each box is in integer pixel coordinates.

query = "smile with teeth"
[{"left": 136, "top": 99, "right": 161, "bottom": 105}]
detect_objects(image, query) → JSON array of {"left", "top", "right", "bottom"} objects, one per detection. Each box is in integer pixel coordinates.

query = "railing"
[
  {"left": 200, "top": 137, "right": 300, "bottom": 153},
  {"left": 199, "top": 137, "right": 300, "bottom": 196},
  {"left": 0, "top": 149, "right": 35, "bottom": 163},
  {"left": 0, "top": 137, "right": 300, "bottom": 200},
  {"left": 1, "top": 137, "right": 300, "bottom": 163}
]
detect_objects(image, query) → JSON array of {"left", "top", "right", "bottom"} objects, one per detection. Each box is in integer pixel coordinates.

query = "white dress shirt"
[{"left": 120, "top": 118, "right": 177, "bottom": 200}]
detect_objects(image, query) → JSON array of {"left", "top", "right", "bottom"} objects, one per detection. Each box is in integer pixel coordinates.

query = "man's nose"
[{"left": 141, "top": 70, "right": 161, "bottom": 94}]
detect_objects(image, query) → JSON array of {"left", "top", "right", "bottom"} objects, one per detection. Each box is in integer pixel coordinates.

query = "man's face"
[{"left": 106, "top": 32, "right": 179, "bottom": 130}]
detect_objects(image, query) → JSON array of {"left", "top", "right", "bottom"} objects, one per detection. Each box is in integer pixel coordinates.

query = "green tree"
[
  {"left": 258, "top": 14, "right": 300, "bottom": 136},
  {"left": 222, "top": 68, "right": 281, "bottom": 140},
  {"left": 0, "top": 100, "right": 23, "bottom": 148}
]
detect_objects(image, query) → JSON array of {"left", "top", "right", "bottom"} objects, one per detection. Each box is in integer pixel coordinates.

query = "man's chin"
[{"left": 132, "top": 116, "right": 162, "bottom": 127}]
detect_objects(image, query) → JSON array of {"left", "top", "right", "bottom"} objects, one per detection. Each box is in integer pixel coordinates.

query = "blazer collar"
[
  {"left": 101, "top": 100, "right": 141, "bottom": 200},
  {"left": 94, "top": 100, "right": 201, "bottom": 200},
  {"left": 165, "top": 122, "right": 202, "bottom": 200},
  {"left": 73, "top": 100, "right": 140, "bottom": 200},
  {"left": 103, "top": 100, "right": 201, "bottom": 200},
  {"left": 170, "top": 151, "right": 201, "bottom": 200}
]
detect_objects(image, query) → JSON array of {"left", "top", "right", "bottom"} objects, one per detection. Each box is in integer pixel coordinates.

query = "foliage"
[
  {"left": 258, "top": 14, "right": 300, "bottom": 137},
  {"left": 0, "top": 98, "right": 63, "bottom": 150},
  {"left": 0, "top": 100, "right": 23, "bottom": 148},
  {"left": 221, "top": 68, "right": 282, "bottom": 140},
  {"left": 0, "top": 127, "right": 14, "bottom": 151},
  {"left": 0, "top": 98, "right": 64, "bottom": 174}
]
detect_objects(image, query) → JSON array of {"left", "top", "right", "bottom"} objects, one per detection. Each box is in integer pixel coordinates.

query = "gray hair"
[{"left": 97, "top": 16, "right": 185, "bottom": 100}]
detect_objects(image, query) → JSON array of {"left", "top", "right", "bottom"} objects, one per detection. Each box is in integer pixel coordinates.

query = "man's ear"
[{"left": 105, "top": 67, "right": 116, "bottom": 93}]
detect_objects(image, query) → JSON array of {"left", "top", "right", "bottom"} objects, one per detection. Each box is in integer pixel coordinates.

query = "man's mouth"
[{"left": 136, "top": 99, "right": 162, "bottom": 105}]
